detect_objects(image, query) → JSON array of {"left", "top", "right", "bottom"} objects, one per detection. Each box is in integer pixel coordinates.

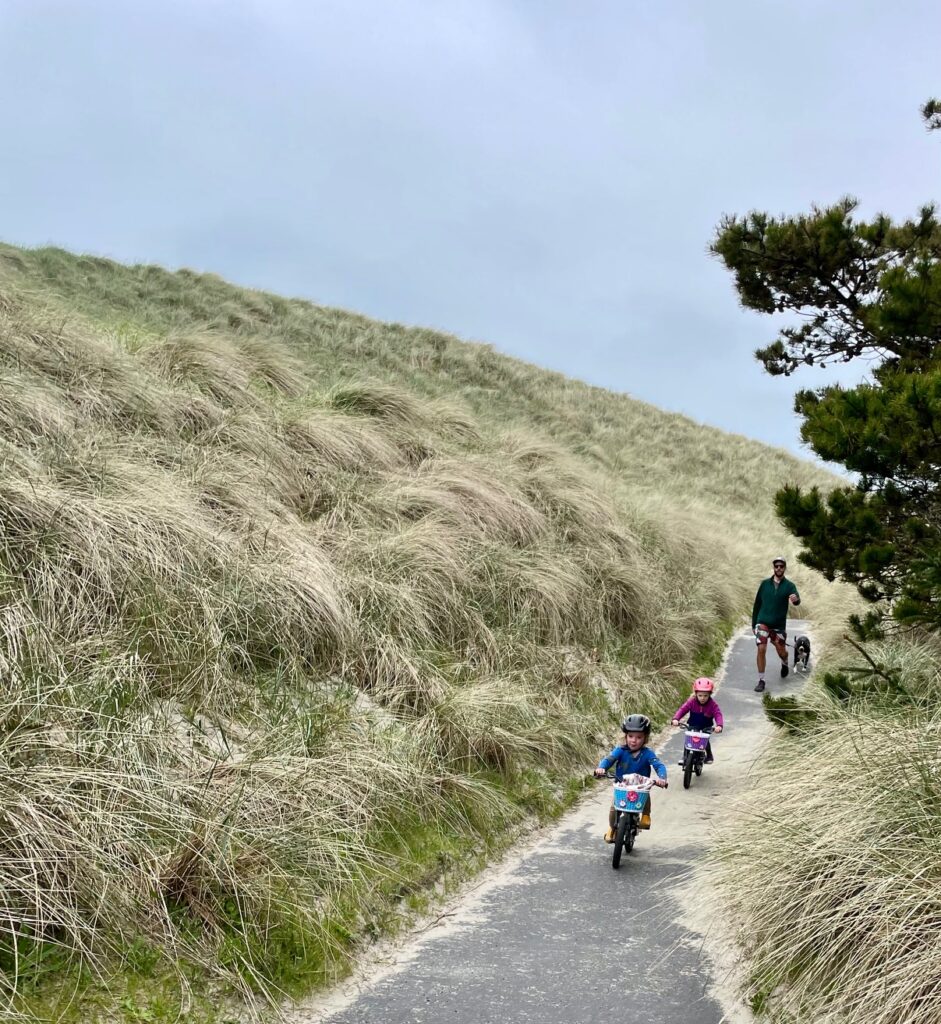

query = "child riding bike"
[
  {"left": 671, "top": 677, "right": 723, "bottom": 764},
  {"left": 593, "top": 713, "right": 668, "bottom": 841}
]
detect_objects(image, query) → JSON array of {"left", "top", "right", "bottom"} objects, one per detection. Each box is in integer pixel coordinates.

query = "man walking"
[{"left": 752, "top": 556, "right": 800, "bottom": 693}]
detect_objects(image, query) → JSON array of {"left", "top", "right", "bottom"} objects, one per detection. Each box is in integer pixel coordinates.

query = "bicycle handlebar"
[{"left": 593, "top": 771, "right": 668, "bottom": 789}]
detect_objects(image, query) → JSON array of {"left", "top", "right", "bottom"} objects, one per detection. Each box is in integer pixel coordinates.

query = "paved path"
[{"left": 293, "top": 623, "right": 810, "bottom": 1024}]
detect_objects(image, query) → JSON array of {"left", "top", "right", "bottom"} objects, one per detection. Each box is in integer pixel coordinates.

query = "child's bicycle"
[
  {"left": 679, "top": 727, "right": 713, "bottom": 789},
  {"left": 598, "top": 772, "right": 659, "bottom": 869}
]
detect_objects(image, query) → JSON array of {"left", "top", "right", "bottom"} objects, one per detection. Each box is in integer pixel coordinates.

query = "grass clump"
[
  {"left": 0, "top": 242, "right": 846, "bottom": 1020},
  {"left": 716, "top": 632, "right": 941, "bottom": 1024}
]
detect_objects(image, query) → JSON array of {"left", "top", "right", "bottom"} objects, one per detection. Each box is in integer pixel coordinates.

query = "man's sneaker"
[
  {"left": 677, "top": 759, "right": 685, "bottom": 766},
  {"left": 604, "top": 827, "right": 616, "bottom": 844},
  {"left": 754, "top": 679, "right": 766, "bottom": 693},
  {"left": 780, "top": 662, "right": 789, "bottom": 678}
]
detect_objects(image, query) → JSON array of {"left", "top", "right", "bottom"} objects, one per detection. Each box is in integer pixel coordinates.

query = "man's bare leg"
[
  {"left": 774, "top": 635, "right": 789, "bottom": 677},
  {"left": 755, "top": 638, "right": 768, "bottom": 692}
]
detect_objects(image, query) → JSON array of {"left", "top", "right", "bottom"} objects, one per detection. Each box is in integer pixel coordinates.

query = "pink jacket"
[{"left": 673, "top": 696, "right": 724, "bottom": 729}]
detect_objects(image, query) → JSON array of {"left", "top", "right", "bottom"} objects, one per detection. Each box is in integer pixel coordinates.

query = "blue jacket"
[{"left": 598, "top": 745, "right": 667, "bottom": 782}]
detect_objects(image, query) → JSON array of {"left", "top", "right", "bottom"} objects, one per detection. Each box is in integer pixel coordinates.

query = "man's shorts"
[{"left": 755, "top": 623, "right": 787, "bottom": 648}]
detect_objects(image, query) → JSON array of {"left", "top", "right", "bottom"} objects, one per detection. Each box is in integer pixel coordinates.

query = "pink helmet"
[{"left": 693, "top": 677, "right": 715, "bottom": 694}]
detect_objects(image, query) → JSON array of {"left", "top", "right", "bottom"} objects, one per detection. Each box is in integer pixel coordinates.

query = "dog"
[{"left": 793, "top": 634, "right": 811, "bottom": 672}]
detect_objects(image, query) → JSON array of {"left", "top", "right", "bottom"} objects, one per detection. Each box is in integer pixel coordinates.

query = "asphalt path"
[{"left": 293, "top": 623, "right": 811, "bottom": 1024}]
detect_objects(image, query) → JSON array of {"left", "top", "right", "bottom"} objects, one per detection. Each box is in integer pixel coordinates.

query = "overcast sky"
[{"left": 2, "top": 1, "right": 939, "bottom": 455}]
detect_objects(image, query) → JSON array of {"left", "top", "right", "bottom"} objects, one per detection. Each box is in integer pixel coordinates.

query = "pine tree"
[{"left": 712, "top": 101, "right": 941, "bottom": 635}]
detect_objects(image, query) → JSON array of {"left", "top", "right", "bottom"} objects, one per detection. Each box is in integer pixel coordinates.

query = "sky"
[{"left": 1, "top": 1, "right": 939, "bottom": 456}]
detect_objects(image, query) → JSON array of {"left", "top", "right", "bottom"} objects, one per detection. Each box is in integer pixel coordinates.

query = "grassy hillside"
[{"left": 0, "top": 243, "right": 842, "bottom": 1021}]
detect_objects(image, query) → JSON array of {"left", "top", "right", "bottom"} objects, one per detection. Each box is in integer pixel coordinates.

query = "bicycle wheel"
[
  {"left": 612, "top": 812, "right": 631, "bottom": 869},
  {"left": 683, "top": 751, "right": 693, "bottom": 789}
]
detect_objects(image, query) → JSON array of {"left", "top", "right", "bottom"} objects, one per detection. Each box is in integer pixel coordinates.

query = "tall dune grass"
[
  {"left": 715, "top": 632, "right": 941, "bottom": 1024},
  {"left": 0, "top": 243, "right": 845, "bottom": 1018}
]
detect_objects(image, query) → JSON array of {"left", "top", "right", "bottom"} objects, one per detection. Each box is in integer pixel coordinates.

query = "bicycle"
[
  {"left": 596, "top": 772, "right": 664, "bottom": 869},
  {"left": 678, "top": 726, "right": 713, "bottom": 789}
]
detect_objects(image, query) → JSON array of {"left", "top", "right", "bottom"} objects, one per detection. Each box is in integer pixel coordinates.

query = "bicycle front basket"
[{"left": 612, "top": 783, "right": 649, "bottom": 813}]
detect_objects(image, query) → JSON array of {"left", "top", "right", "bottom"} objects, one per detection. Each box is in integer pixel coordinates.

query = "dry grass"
[
  {"left": 714, "top": 629, "right": 941, "bottom": 1024},
  {"left": 0, "top": 243, "right": 848, "bottom": 1017}
]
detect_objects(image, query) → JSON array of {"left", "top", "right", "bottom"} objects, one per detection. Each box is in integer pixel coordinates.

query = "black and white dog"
[{"left": 793, "top": 634, "right": 811, "bottom": 671}]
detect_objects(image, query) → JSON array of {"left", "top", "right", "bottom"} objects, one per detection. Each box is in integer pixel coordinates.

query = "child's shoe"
[
  {"left": 604, "top": 827, "right": 616, "bottom": 843},
  {"left": 638, "top": 811, "right": 652, "bottom": 830},
  {"left": 705, "top": 754, "right": 714, "bottom": 764}
]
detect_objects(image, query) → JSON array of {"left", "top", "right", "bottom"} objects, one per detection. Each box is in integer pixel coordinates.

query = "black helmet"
[{"left": 621, "top": 714, "right": 651, "bottom": 736}]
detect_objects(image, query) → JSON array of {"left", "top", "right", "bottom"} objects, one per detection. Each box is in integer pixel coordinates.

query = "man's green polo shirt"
[{"left": 751, "top": 576, "right": 800, "bottom": 632}]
